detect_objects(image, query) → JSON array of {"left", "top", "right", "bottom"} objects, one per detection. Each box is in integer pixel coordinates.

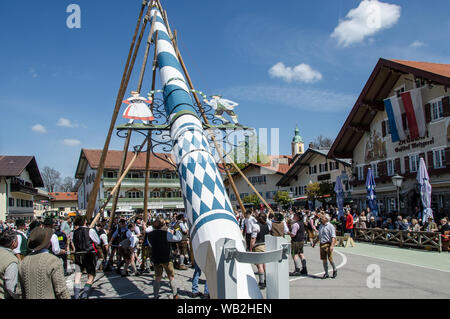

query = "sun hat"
[{"left": 28, "top": 227, "right": 53, "bottom": 252}]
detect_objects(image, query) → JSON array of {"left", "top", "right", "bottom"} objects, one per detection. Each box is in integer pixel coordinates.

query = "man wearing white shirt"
[
  {"left": 243, "top": 211, "right": 257, "bottom": 251},
  {"left": 43, "top": 218, "right": 64, "bottom": 257},
  {"left": 13, "top": 219, "right": 28, "bottom": 260}
]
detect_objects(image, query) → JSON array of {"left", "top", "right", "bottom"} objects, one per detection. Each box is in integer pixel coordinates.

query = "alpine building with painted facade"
[
  {"left": 329, "top": 58, "right": 450, "bottom": 217},
  {"left": 75, "top": 149, "right": 184, "bottom": 215}
]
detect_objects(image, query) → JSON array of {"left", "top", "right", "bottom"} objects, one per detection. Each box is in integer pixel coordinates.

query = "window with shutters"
[
  {"left": 409, "top": 154, "right": 420, "bottom": 173},
  {"left": 387, "top": 198, "right": 397, "bottom": 213},
  {"left": 387, "top": 159, "right": 395, "bottom": 176},
  {"left": 371, "top": 162, "right": 379, "bottom": 178},
  {"left": 433, "top": 149, "right": 446, "bottom": 169},
  {"left": 431, "top": 100, "right": 444, "bottom": 121},
  {"left": 357, "top": 166, "right": 364, "bottom": 181}
]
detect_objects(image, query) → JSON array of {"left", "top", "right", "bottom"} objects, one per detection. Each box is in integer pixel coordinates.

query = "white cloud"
[
  {"left": 57, "top": 118, "right": 78, "bottom": 128},
  {"left": 331, "top": 0, "right": 401, "bottom": 47},
  {"left": 31, "top": 124, "right": 46, "bottom": 133},
  {"left": 221, "top": 85, "right": 356, "bottom": 113},
  {"left": 63, "top": 139, "right": 81, "bottom": 146},
  {"left": 409, "top": 40, "right": 424, "bottom": 48},
  {"left": 29, "top": 67, "right": 38, "bottom": 78},
  {"left": 269, "top": 62, "right": 323, "bottom": 83}
]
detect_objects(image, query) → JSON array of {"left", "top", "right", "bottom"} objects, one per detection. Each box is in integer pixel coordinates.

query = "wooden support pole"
[
  {"left": 109, "top": 132, "right": 131, "bottom": 228},
  {"left": 143, "top": 30, "right": 158, "bottom": 225},
  {"left": 90, "top": 139, "right": 148, "bottom": 228},
  {"left": 86, "top": 2, "right": 151, "bottom": 221},
  {"left": 108, "top": 8, "right": 154, "bottom": 227}
]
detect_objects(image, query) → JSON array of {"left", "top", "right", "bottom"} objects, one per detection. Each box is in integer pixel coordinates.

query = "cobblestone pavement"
[{"left": 64, "top": 242, "right": 450, "bottom": 299}]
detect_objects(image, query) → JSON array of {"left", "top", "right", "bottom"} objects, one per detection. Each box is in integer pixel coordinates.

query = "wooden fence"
[{"left": 354, "top": 228, "right": 443, "bottom": 252}]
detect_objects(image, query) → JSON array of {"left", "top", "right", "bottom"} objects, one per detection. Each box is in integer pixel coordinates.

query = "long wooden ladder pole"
[
  {"left": 86, "top": 1, "right": 150, "bottom": 221},
  {"left": 143, "top": 30, "right": 159, "bottom": 225},
  {"left": 90, "top": 139, "right": 148, "bottom": 228},
  {"left": 154, "top": 1, "right": 247, "bottom": 215},
  {"left": 108, "top": 9, "right": 157, "bottom": 228}
]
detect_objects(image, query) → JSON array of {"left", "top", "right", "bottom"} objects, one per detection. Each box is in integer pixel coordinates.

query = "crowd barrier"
[{"left": 353, "top": 227, "right": 443, "bottom": 252}]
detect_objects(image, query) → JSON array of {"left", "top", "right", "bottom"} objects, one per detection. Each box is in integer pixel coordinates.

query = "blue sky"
[{"left": 0, "top": 0, "right": 449, "bottom": 179}]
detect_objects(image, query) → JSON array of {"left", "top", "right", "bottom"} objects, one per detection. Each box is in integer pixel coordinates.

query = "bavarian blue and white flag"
[
  {"left": 384, "top": 95, "right": 406, "bottom": 142},
  {"left": 334, "top": 176, "right": 345, "bottom": 219},
  {"left": 366, "top": 168, "right": 379, "bottom": 217}
]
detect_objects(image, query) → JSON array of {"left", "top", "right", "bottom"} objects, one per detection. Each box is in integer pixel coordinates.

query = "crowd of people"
[
  {"left": 0, "top": 212, "right": 206, "bottom": 300},
  {"left": 236, "top": 204, "right": 450, "bottom": 286},
  {"left": 0, "top": 205, "right": 448, "bottom": 300}
]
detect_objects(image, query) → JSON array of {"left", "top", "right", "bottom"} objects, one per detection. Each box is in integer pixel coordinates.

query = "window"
[
  {"left": 357, "top": 166, "right": 364, "bottom": 181},
  {"left": 371, "top": 163, "right": 379, "bottom": 178},
  {"left": 394, "top": 85, "right": 405, "bottom": 95},
  {"left": 387, "top": 159, "right": 395, "bottom": 176},
  {"left": 152, "top": 191, "right": 160, "bottom": 198},
  {"left": 330, "top": 162, "right": 339, "bottom": 171},
  {"left": 319, "top": 163, "right": 329, "bottom": 173},
  {"left": 248, "top": 176, "right": 266, "bottom": 185},
  {"left": 152, "top": 173, "right": 159, "bottom": 178},
  {"left": 431, "top": 100, "right": 444, "bottom": 121},
  {"left": 127, "top": 191, "right": 142, "bottom": 198},
  {"left": 409, "top": 154, "right": 420, "bottom": 173},
  {"left": 309, "top": 166, "right": 317, "bottom": 174},
  {"left": 165, "top": 173, "right": 173, "bottom": 179},
  {"left": 388, "top": 198, "right": 397, "bottom": 213},
  {"left": 9, "top": 198, "right": 14, "bottom": 207},
  {"left": 433, "top": 149, "right": 446, "bottom": 169},
  {"left": 106, "top": 171, "right": 115, "bottom": 178}
]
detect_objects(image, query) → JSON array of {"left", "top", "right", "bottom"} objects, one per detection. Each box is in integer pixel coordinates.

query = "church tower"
[{"left": 291, "top": 125, "right": 304, "bottom": 157}]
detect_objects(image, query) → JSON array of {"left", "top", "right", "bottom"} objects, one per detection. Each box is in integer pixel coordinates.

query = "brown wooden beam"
[
  {"left": 361, "top": 100, "right": 385, "bottom": 111},
  {"left": 349, "top": 123, "right": 370, "bottom": 132}
]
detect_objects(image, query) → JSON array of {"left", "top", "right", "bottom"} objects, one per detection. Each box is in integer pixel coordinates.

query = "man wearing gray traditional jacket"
[{"left": 0, "top": 230, "right": 21, "bottom": 299}]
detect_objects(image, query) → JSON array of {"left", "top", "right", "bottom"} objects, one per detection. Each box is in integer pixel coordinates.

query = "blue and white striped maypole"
[{"left": 149, "top": 5, "right": 261, "bottom": 299}]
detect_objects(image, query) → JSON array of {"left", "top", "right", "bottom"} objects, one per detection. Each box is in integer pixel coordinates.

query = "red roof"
[
  {"left": 76, "top": 149, "right": 176, "bottom": 177},
  {"left": 49, "top": 192, "right": 78, "bottom": 202},
  {"left": 392, "top": 59, "right": 450, "bottom": 79}
]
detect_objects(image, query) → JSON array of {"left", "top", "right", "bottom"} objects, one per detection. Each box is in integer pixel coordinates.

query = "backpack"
[{"left": 73, "top": 227, "right": 95, "bottom": 253}]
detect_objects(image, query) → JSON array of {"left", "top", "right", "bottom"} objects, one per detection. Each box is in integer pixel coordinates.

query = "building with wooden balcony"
[
  {"left": 74, "top": 149, "right": 183, "bottom": 215},
  {"left": 329, "top": 58, "right": 450, "bottom": 217},
  {"left": 0, "top": 156, "right": 44, "bottom": 221}
]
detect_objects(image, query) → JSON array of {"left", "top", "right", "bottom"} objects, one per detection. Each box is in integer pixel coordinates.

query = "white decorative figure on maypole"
[
  {"left": 122, "top": 91, "right": 154, "bottom": 125},
  {"left": 203, "top": 95, "right": 240, "bottom": 125}
]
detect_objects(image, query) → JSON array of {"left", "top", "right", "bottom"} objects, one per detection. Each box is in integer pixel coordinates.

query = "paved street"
[{"left": 64, "top": 242, "right": 450, "bottom": 299}]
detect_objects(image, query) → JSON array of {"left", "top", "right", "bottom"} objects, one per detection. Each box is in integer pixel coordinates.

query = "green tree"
[
  {"left": 243, "top": 194, "right": 260, "bottom": 206},
  {"left": 318, "top": 181, "right": 334, "bottom": 205},
  {"left": 306, "top": 182, "right": 320, "bottom": 201},
  {"left": 273, "top": 191, "right": 292, "bottom": 207}
]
